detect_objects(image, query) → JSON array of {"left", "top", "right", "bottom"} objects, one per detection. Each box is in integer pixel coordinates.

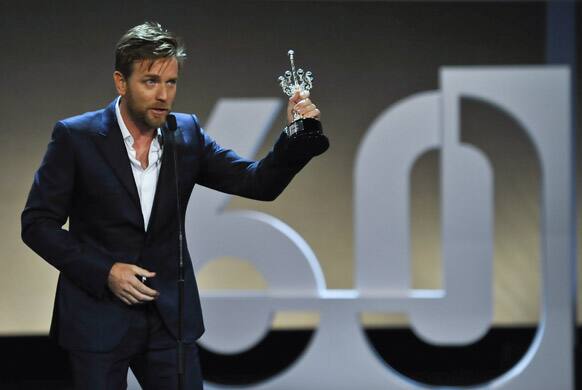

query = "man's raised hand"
[{"left": 287, "top": 90, "right": 321, "bottom": 124}]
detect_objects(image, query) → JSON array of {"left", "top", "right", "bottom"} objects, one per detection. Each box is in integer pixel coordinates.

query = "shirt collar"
[{"left": 115, "top": 96, "right": 132, "bottom": 142}]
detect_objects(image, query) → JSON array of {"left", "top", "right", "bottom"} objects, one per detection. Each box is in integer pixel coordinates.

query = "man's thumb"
[{"left": 134, "top": 266, "right": 156, "bottom": 278}]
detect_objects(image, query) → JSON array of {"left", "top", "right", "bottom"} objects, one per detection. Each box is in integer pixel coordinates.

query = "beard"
[{"left": 125, "top": 91, "right": 168, "bottom": 130}]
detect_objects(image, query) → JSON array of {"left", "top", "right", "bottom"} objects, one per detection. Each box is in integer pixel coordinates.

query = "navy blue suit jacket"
[{"left": 21, "top": 99, "right": 310, "bottom": 352}]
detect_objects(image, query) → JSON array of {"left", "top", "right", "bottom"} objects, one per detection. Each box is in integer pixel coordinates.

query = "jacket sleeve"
[
  {"left": 195, "top": 117, "right": 312, "bottom": 201},
  {"left": 21, "top": 121, "right": 116, "bottom": 299}
]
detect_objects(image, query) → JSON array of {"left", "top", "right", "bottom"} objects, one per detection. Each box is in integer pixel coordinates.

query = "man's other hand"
[
  {"left": 287, "top": 90, "right": 321, "bottom": 124},
  {"left": 107, "top": 263, "right": 159, "bottom": 305}
]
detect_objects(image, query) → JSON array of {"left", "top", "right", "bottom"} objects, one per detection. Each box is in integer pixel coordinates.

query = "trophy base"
[{"left": 284, "top": 118, "right": 329, "bottom": 158}]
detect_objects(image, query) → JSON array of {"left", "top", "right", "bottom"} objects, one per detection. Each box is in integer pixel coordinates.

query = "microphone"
[
  {"left": 165, "top": 112, "right": 185, "bottom": 390},
  {"left": 166, "top": 114, "right": 178, "bottom": 132},
  {"left": 158, "top": 114, "right": 177, "bottom": 148}
]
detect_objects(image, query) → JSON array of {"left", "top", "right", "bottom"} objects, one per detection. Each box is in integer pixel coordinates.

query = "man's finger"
[
  {"left": 132, "top": 265, "right": 156, "bottom": 278},
  {"left": 289, "top": 90, "right": 308, "bottom": 104},
  {"left": 128, "top": 274, "right": 159, "bottom": 297},
  {"left": 293, "top": 99, "right": 312, "bottom": 110},
  {"left": 294, "top": 103, "right": 316, "bottom": 115},
  {"left": 127, "top": 286, "right": 155, "bottom": 302},
  {"left": 124, "top": 290, "right": 142, "bottom": 304},
  {"left": 303, "top": 108, "right": 321, "bottom": 119},
  {"left": 133, "top": 281, "right": 160, "bottom": 298},
  {"left": 121, "top": 292, "right": 138, "bottom": 305},
  {"left": 289, "top": 90, "right": 300, "bottom": 102}
]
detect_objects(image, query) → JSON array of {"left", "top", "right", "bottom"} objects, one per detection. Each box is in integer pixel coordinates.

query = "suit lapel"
[{"left": 93, "top": 100, "right": 144, "bottom": 229}]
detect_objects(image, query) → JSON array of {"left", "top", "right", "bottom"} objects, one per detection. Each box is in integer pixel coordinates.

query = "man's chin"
[{"left": 145, "top": 115, "right": 167, "bottom": 129}]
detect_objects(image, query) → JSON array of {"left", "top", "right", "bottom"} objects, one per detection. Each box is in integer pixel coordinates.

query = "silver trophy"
[{"left": 278, "top": 50, "right": 329, "bottom": 157}]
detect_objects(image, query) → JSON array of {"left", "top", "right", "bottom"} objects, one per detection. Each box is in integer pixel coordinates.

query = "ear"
[{"left": 113, "top": 71, "right": 127, "bottom": 96}]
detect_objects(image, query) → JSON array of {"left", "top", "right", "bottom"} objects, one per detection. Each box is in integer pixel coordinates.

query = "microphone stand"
[{"left": 166, "top": 115, "right": 185, "bottom": 390}]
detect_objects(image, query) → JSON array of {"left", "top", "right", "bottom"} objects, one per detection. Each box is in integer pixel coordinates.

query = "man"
[{"left": 21, "top": 22, "right": 324, "bottom": 389}]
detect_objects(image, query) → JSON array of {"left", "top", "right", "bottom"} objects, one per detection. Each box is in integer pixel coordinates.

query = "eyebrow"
[{"left": 142, "top": 74, "right": 178, "bottom": 81}]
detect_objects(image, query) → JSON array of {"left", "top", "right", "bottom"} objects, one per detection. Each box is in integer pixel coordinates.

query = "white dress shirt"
[{"left": 115, "top": 97, "right": 163, "bottom": 230}]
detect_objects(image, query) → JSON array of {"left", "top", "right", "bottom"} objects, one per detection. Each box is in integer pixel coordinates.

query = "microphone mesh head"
[{"left": 166, "top": 114, "right": 177, "bottom": 131}]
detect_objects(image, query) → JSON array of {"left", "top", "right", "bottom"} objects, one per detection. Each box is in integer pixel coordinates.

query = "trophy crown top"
[{"left": 277, "top": 49, "right": 314, "bottom": 97}]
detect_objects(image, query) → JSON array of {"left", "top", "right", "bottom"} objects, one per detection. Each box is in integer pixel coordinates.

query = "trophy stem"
[{"left": 288, "top": 50, "right": 299, "bottom": 90}]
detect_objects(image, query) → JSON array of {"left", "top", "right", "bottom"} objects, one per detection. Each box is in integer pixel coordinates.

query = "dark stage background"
[{"left": 0, "top": 0, "right": 579, "bottom": 388}]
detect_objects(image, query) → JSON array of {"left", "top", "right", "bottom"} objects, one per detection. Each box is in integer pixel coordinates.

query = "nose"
[{"left": 156, "top": 84, "right": 168, "bottom": 102}]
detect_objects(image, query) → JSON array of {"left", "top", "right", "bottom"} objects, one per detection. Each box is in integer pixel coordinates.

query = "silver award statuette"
[{"left": 277, "top": 49, "right": 329, "bottom": 157}]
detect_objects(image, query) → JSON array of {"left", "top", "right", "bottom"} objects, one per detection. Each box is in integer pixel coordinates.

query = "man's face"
[{"left": 116, "top": 57, "right": 179, "bottom": 130}]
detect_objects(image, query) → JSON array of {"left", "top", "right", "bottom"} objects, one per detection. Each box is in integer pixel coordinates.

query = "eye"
[
  {"left": 167, "top": 79, "right": 177, "bottom": 86},
  {"left": 144, "top": 79, "right": 157, "bottom": 86}
]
